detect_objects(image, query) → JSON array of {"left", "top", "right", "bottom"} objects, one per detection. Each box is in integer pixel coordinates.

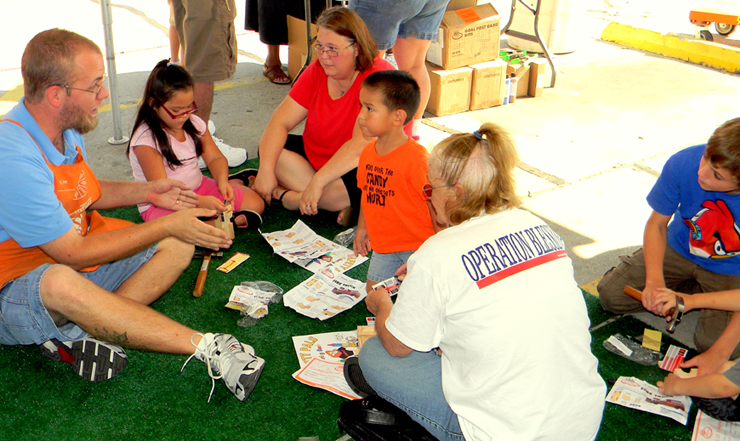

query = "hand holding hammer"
[{"left": 623, "top": 286, "right": 685, "bottom": 333}]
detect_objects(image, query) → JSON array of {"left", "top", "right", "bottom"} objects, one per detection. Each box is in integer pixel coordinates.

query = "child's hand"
[
  {"left": 653, "top": 288, "right": 679, "bottom": 318},
  {"left": 395, "top": 263, "right": 408, "bottom": 281},
  {"left": 198, "top": 195, "right": 227, "bottom": 212},
  {"left": 218, "top": 182, "right": 235, "bottom": 207},
  {"left": 353, "top": 227, "right": 371, "bottom": 256},
  {"left": 657, "top": 373, "right": 680, "bottom": 396}
]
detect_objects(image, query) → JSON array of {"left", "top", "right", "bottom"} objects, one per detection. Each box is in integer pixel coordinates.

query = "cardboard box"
[
  {"left": 507, "top": 63, "right": 530, "bottom": 98},
  {"left": 287, "top": 15, "right": 317, "bottom": 81},
  {"left": 426, "top": 4, "right": 501, "bottom": 71},
  {"left": 426, "top": 63, "right": 472, "bottom": 117},
  {"left": 469, "top": 59, "right": 507, "bottom": 110},
  {"left": 527, "top": 58, "right": 546, "bottom": 97}
]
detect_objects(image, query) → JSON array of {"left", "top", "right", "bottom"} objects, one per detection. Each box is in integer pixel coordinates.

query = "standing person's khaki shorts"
[{"left": 171, "top": 0, "right": 238, "bottom": 83}]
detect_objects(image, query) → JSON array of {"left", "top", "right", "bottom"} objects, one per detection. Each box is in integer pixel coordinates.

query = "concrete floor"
[{"left": 1, "top": 0, "right": 740, "bottom": 348}]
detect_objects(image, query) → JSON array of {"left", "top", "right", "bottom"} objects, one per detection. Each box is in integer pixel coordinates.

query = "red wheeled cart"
[{"left": 689, "top": 7, "right": 740, "bottom": 41}]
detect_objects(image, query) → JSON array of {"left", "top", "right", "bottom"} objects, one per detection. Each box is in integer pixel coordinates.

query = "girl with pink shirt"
[{"left": 127, "top": 60, "right": 264, "bottom": 228}]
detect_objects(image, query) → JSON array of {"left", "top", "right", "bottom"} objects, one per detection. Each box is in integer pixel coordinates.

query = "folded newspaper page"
[
  {"left": 283, "top": 269, "right": 367, "bottom": 320},
  {"left": 693, "top": 410, "right": 740, "bottom": 440},
  {"left": 292, "top": 331, "right": 359, "bottom": 368},
  {"left": 261, "top": 220, "right": 367, "bottom": 274},
  {"left": 292, "top": 358, "right": 362, "bottom": 400},
  {"left": 605, "top": 376, "right": 691, "bottom": 425}
]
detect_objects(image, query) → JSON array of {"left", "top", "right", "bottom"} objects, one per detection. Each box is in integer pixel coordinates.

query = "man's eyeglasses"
[
  {"left": 55, "top": 74, "right": 107, "bottom": 97},
  {"left": 162, "top": 101, "right": 198, "bottom": 119},
  {"left": 422, "top": 183, "right": 452, "bottom": 199},
  {"left": 312, "top": 41, "right": 355, "bottom": 58}
]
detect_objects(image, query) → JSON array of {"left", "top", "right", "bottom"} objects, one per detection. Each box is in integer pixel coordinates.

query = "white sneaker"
[
  {"left": 198, "top": 137, "right": 247, "bottom": 169},
  {"left": 40, "top": 337, "right": 128, "bottom": 382},
  {"left": 182, "top": 333, "right": 265, "bottom": 402},
  {"left": 208, "top": 120, "right": 216, "bottom": 136}
]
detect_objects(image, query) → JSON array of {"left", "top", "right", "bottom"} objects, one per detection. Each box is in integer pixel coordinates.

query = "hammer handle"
[
  {"left": 623, "top": 286, "right": 643, "bottom": 301},
  {"left": 193, "top": 252, "right": 212, "bottom": 297}
]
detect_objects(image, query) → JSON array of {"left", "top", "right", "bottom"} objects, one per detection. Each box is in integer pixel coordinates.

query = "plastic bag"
[
  {"left": 333, "top": 226, "right": 357, "bottom": 248},
  {"left": 235, "top": 281, "right": 284, "bottom": 327},
  {"left": 603, "top": 333, "right": 663, "bottom": 366}
]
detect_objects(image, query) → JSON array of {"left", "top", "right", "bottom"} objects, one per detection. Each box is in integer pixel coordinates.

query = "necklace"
[{"left": 335, "top": 71, "right": 359, "bottom": 96}]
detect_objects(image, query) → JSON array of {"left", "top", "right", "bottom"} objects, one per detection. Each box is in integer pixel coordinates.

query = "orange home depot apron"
[{"left": 0, "top": 119, "right": 134, "bottom": 287}]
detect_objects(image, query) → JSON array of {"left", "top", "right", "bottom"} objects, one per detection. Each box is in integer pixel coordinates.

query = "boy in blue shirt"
[{"left": 599, "top": 118, "right": 740, "bottom": 375}]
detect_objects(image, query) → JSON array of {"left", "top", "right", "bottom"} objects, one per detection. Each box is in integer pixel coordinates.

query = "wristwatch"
[{"left": 667, "top": 295, "right": 685, "bottom": 334}]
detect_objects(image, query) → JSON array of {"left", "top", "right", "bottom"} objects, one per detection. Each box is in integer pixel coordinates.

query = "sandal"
[
  {"left": 228, "top": 168, "right": 258, "bottom": 187},
  {"left": 271, "top": 187, "right": 289, "bottom": 208},
  {"left": 231, "top": 210, "right": 263, "bottom": 231},
  {"left": 263, "top": 64, "right": 291, "bottom": 85}
]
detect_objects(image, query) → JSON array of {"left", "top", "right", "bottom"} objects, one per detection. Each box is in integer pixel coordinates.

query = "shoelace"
[{"left": 181, "top": 333, "right": 222, "bottom": 402}]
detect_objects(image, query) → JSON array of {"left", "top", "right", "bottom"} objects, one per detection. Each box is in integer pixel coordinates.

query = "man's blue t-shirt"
[
  {"left": 0, "top": 98, "right": 85, "bottom": 248},
  {"left": 648, "top": 144, "right": 740, "bottom": 275}
]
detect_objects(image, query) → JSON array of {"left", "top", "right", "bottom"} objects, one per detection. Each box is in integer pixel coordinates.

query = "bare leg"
[
  {"left": 169, "top": 26, "right": 181, "bottom": 62},
  {"left": 113, "top": 238, "right": 193, "bottom": 305},
  {"left": 229, "top": 183, "right": 266, "bottom": 214},
  {"left": 265, "top": 44, "right": 281, "bottom": 68},
  {"left": 273, "top": 149, "right": 351, "bottom": 212},
  {"left": 392, "top": 37, "right": 433, "bottom": 120},
  {"left": 40, "top": 265, "right": 200, "bottom": 354},
  {"left": 193, "top": 82, "right": 214, "bottom": 123}
]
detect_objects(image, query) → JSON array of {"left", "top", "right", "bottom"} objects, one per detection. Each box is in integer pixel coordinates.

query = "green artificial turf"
[{"left": 0, "top": 160, "right": 701, "bottom": 440}]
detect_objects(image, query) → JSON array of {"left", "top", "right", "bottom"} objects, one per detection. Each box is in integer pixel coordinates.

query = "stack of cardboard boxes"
[{"left": 425, "top": 1, "right": 546, "bottom": 116}]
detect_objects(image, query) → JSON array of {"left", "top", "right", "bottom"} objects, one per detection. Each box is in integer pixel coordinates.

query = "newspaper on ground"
[
  {"left": 292, "top": 330, "right": 359, "bottom": 367},
  {"left": 605, "top": 376, "right": 692, "bottom": 425},
  {"left": 261, "top": 220, "right": 367, "bottom": 274},
  {"left": 292, "top": 358, "right": 362, "bottom": 400},
  {"left": 291, "top": 330, "right": 361, "bottom": 400},
  {"left": 283, "top": 269, "right": 367, "bottom": 320},
  {"left": 693, "top": 410, "right": 740, "bottom": 440}
]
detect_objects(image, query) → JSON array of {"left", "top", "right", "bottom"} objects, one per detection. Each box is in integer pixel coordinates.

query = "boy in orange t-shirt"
[{"left": 354, "top": 70, "right": 438, "bottom": 292}]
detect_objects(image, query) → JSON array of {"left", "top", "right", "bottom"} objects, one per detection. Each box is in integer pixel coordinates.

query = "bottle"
[
  {"left": 503, "top": 74, "right": 510, "bottom": 105},
  {"left": 509, "top": 73, "right": 517, "bottom": 103}
]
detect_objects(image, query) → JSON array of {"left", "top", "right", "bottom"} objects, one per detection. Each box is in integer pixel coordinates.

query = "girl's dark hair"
[{"left": 126, "top": 60, "right": 201, "bottom": 169}]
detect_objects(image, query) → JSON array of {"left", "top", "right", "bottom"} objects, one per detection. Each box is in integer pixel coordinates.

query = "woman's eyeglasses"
[
  {"left": 312, "top": 41, "right": 355, "bottom": 58},
  {"left": 162, "top": 101, "right": 198, "bottom": 119},
  {"left": 422, "top": 183, "right": 452, "bottom": 199}
]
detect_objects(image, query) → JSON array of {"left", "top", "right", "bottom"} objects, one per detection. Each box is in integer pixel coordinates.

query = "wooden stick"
[{"left": 193, "top": 250, "right": 212, "bottom": 297}]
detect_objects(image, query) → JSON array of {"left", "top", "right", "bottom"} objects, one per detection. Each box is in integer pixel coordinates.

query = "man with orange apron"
[{"left": 0, "top": 29, "right": 265, "bottom": 402}]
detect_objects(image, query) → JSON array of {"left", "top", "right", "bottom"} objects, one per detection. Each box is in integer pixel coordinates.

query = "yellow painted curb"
[{"left": 600, "top": 22, "right": 740, "bottom": 74}]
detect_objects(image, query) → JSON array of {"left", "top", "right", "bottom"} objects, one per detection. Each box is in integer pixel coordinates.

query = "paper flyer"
[
  {"left": 283, "top": 269, "right": 367, "bottom": 321},
  {"left": 291, "top": 330, "right": 359, "bottom": 368},
  {"left": 605, "top": 376, "right": 691, "bottom": 425},
  {"left": 292, "top": 358, "right": 362, "bottom": 400},
  {"left": 261, "top": 220, "right": 367, "bottom": 274},
  {"left": 693, "top": 410, "right": 740, "bottom": 440}
]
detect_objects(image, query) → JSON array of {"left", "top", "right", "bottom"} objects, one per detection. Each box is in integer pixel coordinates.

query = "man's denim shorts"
[
  {"left": 350, "top": 0, "right": 449, "bottom": 50},
  {"left": 0, "top": 244, "right": 157, "bottom": 345}
]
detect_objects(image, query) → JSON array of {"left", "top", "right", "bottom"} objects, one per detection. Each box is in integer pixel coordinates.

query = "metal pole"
[{"left": 100, "top": 0, "right": 129, "bottom": 145}]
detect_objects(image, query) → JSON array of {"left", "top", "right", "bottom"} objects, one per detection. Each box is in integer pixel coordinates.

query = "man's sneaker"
[
  {"left": 182, "top": 333, "right": 265, "bottom": 402},
  {"left": 40, "top": 337, "right": 127, "bottom": 382},
  {"left": 198, "top": 137, "right": 248, "bottom": 169}
]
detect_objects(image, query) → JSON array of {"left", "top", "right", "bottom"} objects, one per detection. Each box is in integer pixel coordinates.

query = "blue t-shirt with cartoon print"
[{"left": 648, "top": 144, "right": 740, "bottom": 275}]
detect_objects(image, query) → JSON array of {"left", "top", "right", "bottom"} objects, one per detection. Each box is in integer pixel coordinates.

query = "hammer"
[
  {"left": 193, "top": 251, "right": 223, "bottom": 297},
  {"left": 623, "top": 286, "right": 685, "bottom": 333}
]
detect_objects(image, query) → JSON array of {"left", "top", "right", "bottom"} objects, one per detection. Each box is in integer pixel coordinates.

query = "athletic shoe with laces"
[
  {"left": 182, "top": 333, "right": 265, "bottom": 402},
  {"left": 198, "top": 137, "right": 247, "bottom": 169},
  {"left": 208, "top": 120, "right": 217, "bottom": 136},
  {"left": 40, "top": 337, "right": 128, "bottom": 382}
]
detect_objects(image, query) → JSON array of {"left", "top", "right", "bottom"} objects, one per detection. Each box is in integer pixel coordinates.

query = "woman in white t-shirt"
[{"left": 351, "top": 123, "right": 606, "bottom": 441}]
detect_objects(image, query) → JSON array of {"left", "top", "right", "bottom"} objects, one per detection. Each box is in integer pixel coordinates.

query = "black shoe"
[
  {"left": 692, "top": 396, "right": 740, "bottom": 421},
  {"left": 228, "top": 169, "right": 258, "bottom": 187},
  {"left": 344, "top": 356, "right": 376, "bottom": 398}
]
